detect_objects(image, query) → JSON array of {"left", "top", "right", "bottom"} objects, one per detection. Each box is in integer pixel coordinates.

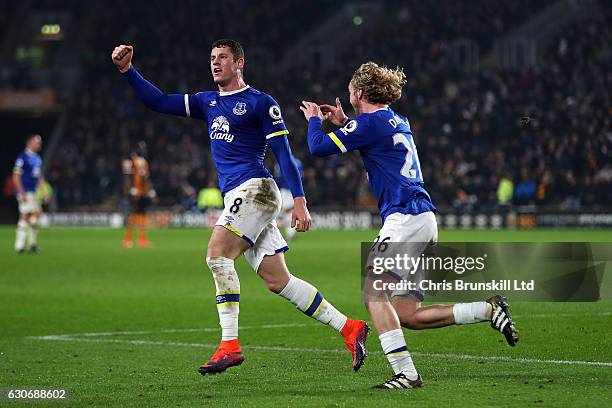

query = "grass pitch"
[{"left": 1, "top": 227, "right": 611, "bottom": 407}]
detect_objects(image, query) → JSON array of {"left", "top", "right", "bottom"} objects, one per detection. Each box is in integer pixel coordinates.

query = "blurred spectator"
[
  {"left": 197, "top": 181, "right": 223, "bottom": 211},
  {"left": 497, "top": 176, "right": 513, "bottom": 205},
  {"left": 514, "top": 169, "right": 537, "bottom": 205},
  {"left": 38, "top": 0, "right": 610, "bottom": 212}
]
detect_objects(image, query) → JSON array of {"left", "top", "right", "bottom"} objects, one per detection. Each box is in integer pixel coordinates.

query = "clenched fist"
[{"left": 111, "top": 45, "right": 133, "bottom": 73}]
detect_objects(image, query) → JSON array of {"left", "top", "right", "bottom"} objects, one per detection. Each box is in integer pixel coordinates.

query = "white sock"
[
  {"left": 279, "top": 275, "right": 347, "bottom": 331},
  {"left": 379, "top": 329, "right": 418, "bottom": 379},
  {"left": 453, "top": 302, "right": 492, "bottom": 324},
  {"left": 29, "top": 216, "right": 39, "bottom": 247},
  {"left": 207, "top": 256, "right": 240, "bottom": 341},
  {"left": 15, "top": 220, "right": 28, "bottom": 251}
]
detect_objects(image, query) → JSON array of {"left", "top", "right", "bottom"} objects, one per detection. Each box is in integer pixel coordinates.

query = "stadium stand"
[{"left": 1, "top": 0, "right": 610, "bottom": 213}]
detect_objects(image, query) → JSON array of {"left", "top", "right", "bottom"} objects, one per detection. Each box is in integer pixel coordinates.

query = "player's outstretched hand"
[
  {"left": 111, "top": 45, "right": 134, "bottom": 73},
  {"left": 292, "top": 197, "right": 312, "bottom": 232},
  {"left": 300, "top": 101, "right": 323, "bottom": 121},
  {"left": 320, "top": 97, "right": 349, "bottom": 126}
]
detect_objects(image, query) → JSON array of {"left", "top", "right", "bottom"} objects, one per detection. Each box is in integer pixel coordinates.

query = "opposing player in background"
[
  {"left": 301, "top": 62, "right": 519, "bottom": 389},
  {"left": 13, "top": 134, "right": 47, "bottom": 253},
  {"left": 111, "top": 40, "right": 368, "bottom": 376},
  {"left": 273, "top": 158, "right": 303, "bottom": 241},
  {"left": 122, "top": 140, "right": 156, "bottom": 248}
]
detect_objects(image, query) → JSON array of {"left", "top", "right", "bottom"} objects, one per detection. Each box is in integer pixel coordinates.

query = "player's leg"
[
  {"left": 392, "top": 295, "right": 518, "bottom": 346},
  {"left": 364, "top": 212, "right": 437, "bottom": 388},
  {"left": 393, "top": 295, "right": 483, "bottom": 328},
  {"left": 364, "top": 297, "right": 422, "bottom": 389},
  {"left": 200, "top": 178, "right": 270, "bottom": 375},
  {"left": 136, "top": 198, "right": 151, "bottom": 247},
  {"left": 386, "top": 212, "right": 517, "bottom": 344},
  {"left": 256, "top": 247, "right": 369, "bottom": 371},
  {"left": 28, "top": 209, "right": 41, "bottom": 253},
  {"left": 15, "top": 213, "right": 30, "bottom": 253},
  {"left": 123, "top": 199, "right": 136, "bottom": 248},
  {"left": 199, "top": 225, "right": 249, "bottom": 375}
]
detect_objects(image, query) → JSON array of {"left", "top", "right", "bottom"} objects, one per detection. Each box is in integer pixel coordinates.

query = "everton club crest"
[{"left": 233, "top": 102, "right": 247, "bottom": 115}]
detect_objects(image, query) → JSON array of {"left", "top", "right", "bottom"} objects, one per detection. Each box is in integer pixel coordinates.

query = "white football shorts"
[
  {"left": 18, "top": 192, "right": 41, "bottom": 214},
  {"left": 374, "top": 211, "right": 438, "bottom": 300},
  {"left": 216, "top": 177, "right": 288, "bottom": 272}
]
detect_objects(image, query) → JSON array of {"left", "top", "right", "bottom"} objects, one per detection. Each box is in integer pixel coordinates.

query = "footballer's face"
[
  {"left": 27, "top": 135, "right": 42, "bottom": 152},
  {"left": 210, "top": 46, "right": 244, "bottom": 86},
  {"left": 348, "top": 82, "right": 362, "bottom": 115}
]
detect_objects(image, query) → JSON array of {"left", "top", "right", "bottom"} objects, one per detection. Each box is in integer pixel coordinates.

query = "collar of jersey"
[
  {"left": 362, "top": 106, "right": 389, "bottom": 116},
  {"left": 219, "top": 85, "right": 250, "bottom": 96}
]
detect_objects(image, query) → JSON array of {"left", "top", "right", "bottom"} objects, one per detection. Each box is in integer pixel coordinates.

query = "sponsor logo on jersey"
[
  {"left": 339, "top": 120, "right": 358, "bottom": 135},
  {"left": 269, "top": 105, "right": 284, "bottom": 125},
  {"left": 233, "top": 102, "right": 247, "bottom": 115},
  {"left": 210, "top": 116, "right": 235, "bottom": 143}
]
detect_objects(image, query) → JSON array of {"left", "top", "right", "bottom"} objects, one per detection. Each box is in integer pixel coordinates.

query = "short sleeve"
[
  {"left": 13, "top": 156, "right": 24, "bottom": 174},
  {"left": 257, "top": 94, "right": 289, "bottom": 140},
  {"left": 327, "top": 116, "right": 373, "bottom": 153}
]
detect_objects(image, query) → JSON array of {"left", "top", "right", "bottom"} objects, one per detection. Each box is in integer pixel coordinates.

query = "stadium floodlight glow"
[{"left": 353, "top": 16, "right": 363, "bottom": 26}]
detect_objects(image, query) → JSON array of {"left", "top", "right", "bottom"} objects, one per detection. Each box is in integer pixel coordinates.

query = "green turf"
[{"left": 1, "top": 227, "right": 611, "bottom": 407}]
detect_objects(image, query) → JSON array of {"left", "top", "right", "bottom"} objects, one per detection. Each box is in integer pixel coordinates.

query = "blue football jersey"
[
  {"left": 326, "top": 107, "right": 436, "bottom": 221},
  {"left": 14, "top": 150, "right": 42, "bottom": 192},
  {"left": 184, "top": 86, "right": 288, "bottom": 193}
]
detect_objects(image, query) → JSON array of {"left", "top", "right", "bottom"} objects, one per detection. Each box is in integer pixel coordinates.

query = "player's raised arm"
[
  {"left": 302, "top": 100, "right": 372, "bottom": 157},
  {"left": 111, "top": 44, "right": 201, "bottom": 117},
  {"left": 300, "top": 101, "right": 344, "bottom": 157},
  {"left": 319, "top": 97, "right": 349, "bottom": 126}
]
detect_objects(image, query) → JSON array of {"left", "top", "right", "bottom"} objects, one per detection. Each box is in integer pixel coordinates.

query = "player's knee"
[
  {"left": 206, "top": 241, "right": 232, "bottom": 259},
  {"left": 266, "top": 280, "right": 285, "bottom": 294},
  {"left": 258, "top": 268, "right": 287, "bottom": 294}
]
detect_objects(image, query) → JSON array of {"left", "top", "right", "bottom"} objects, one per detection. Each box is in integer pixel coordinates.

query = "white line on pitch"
[
  {"left": 25, "top": 335, "right": 612, "bottom": 368},
  {"left": 515, "top": 311, "right": 612, "bottom": 318},
  {"left": 25, "top": 310, "right": 612, "bottom": 339},
  {"left": 29, "top": 323, "right": 315, "bottom": 339}
]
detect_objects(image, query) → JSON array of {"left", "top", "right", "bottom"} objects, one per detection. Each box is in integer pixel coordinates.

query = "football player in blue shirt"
[
  {"left": 301, "top": 62, "right": 518, "bottom": 389},
  {"left": 111, "top": 40, "right": 368, "bottom": 376},
  {"left": 13, "top": 134, "right": 46, "bottom": 253}
]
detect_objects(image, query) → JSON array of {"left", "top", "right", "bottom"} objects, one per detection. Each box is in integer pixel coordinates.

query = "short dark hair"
[
  {"left": 211, "top": 39, "right": 244, "bottom": 61},
  {"left": 25, "top": 133, "right": 41, "bottom": 143}
]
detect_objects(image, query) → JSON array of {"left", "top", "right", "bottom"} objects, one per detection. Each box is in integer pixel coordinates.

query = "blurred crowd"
[{"left": 39, "top": 0, "right": 610, "bottom": 211}]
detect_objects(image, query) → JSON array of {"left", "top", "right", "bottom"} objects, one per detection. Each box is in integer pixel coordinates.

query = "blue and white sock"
[
  {"left": 380, "top": 329, "right": 418, "bottom": 379},
  {"left": 207, "top": 256, "right": 240, "bottom": 341},
  {"left": 279, "top": 275, "right": 347, "bottom": 331}
]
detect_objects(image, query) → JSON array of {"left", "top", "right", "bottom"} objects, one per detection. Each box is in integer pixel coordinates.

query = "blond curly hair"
[{"left": 350, "top": 62, "right": 407, "bottom": 105}]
